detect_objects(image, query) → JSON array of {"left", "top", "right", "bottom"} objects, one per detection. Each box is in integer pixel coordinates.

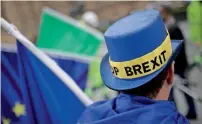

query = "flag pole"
[{"left": 1, "top": 18, "right": 93, "bottom": 106}]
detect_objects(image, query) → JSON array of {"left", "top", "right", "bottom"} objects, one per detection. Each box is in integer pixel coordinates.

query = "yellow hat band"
[{"left": 109, "top": 34, "right": 172, "bottom": 79}]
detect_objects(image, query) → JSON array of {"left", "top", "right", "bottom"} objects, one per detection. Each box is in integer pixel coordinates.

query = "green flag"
[{"left": 37, "top": 7, "right": 103, "bottom": 57}]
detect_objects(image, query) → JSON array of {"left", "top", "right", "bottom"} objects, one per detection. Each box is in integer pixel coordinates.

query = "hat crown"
[{"left": 104, "top": 9, "right": 167, "bottom": 62}]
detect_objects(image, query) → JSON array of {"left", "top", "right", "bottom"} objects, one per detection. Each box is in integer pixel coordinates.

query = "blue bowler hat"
[{"left": 100, "top": 9, "right": 183, "bottom": 90}]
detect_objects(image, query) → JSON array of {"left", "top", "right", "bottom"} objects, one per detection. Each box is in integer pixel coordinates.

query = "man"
[
  {"left": 159, "top": 5, "right": 197, "bottom": 119},
  {"left": 187, "top": 1, "right": 202, "bottom": 66},
  {"left": 78, "top": 9, "right": 189, "bottom": 124},
  {"left": 81, "top": 11, "right": 99, "bottom": 28},
  {"left": 159, "top": 5, "right": 188, "bottom": 78},
  {"left": 79, "top": 11, "right": 115, "bottom": 100},
  {"left": 187, "top": 1, "right": 202, "bottom": 48}
]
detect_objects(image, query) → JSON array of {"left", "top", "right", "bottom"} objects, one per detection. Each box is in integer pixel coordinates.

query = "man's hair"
[{"left": 122, "top": 66, "right": 170, "bottom": 99}]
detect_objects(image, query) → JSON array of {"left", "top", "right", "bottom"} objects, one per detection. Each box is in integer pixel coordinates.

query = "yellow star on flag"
[
  {"left": 2, "top": 117, "right": 10, "bottom": 124},
  {"left": 12, "top": 102, "right": 26, "bottom": 117}
]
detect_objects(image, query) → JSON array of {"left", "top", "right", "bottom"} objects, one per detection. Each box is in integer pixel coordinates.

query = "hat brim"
[{"left": 100, "top": 40, "right": 183, "bottom": 91}]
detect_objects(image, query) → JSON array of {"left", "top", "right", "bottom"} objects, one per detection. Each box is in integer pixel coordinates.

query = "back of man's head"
[{"left": 122, "top": 63, "right": 174, "bottom": 100}]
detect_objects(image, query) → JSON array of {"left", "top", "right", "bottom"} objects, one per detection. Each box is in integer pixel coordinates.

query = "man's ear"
[{"left": 166, "top": 62, "right": 175, "bottom": 85}]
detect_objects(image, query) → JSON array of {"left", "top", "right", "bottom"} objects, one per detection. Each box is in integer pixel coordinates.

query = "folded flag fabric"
[
  {"left": 1, "top": 44, "right": 89, "bottom": 90},
  {"left": 1, "top": 40, "right": 92, "bottom": 124},
  {"left": 1, "top": 50, "right": 25, "bottom": 124},
  {"left": 53, "top": 57, "right": 88, "bottom": 90}
]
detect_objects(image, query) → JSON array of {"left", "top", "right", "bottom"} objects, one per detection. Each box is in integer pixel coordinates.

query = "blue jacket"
[{"left": 78, "top": 93, "right": 189, "bottom": 124}]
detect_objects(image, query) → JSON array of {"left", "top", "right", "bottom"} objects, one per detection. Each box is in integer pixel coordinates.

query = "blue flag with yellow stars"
[
  {"left": 1, "top": 44, "right": 88, "bottom": 91},
  {"left": 1, "top": 49, "right": 28, "bottom": 124},
  {"left": 1, "top": 41, "right": 91, "bottom": 124}
]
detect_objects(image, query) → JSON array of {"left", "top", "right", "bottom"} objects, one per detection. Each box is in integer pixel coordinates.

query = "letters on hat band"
[{"left": 109, "top": 34, "right": 172, "bottom": 79}]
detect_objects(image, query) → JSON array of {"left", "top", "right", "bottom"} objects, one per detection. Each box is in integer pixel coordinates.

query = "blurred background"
[
  {"left": 1, "top": 1, "right": 202, "bottom": 124},
  {"left": 1, "top": 1, "right": 190, "bottom": 42}
]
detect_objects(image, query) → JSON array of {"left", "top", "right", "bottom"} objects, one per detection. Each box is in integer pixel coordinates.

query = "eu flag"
[
  {"left": 1, "top": 44, "right": 89, "bottom": 90},
  {"left": 1, "top": 41, "right": 92, "bottom": 124},
  {"left": 1, "top": 48, "right": 29, "bottom": 124}
]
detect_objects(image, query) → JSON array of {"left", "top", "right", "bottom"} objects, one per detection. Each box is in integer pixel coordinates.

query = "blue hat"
[{"left": 100, "top": 9, "right": 182, "bottom": 90}]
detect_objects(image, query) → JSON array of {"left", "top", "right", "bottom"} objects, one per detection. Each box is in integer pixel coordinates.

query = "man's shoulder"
[
  {"left": 84, "top": 98, "right": 114, "bottom": 113},
  {"left": 78, "top": 99, "right": 114, "bottom": 123}
]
